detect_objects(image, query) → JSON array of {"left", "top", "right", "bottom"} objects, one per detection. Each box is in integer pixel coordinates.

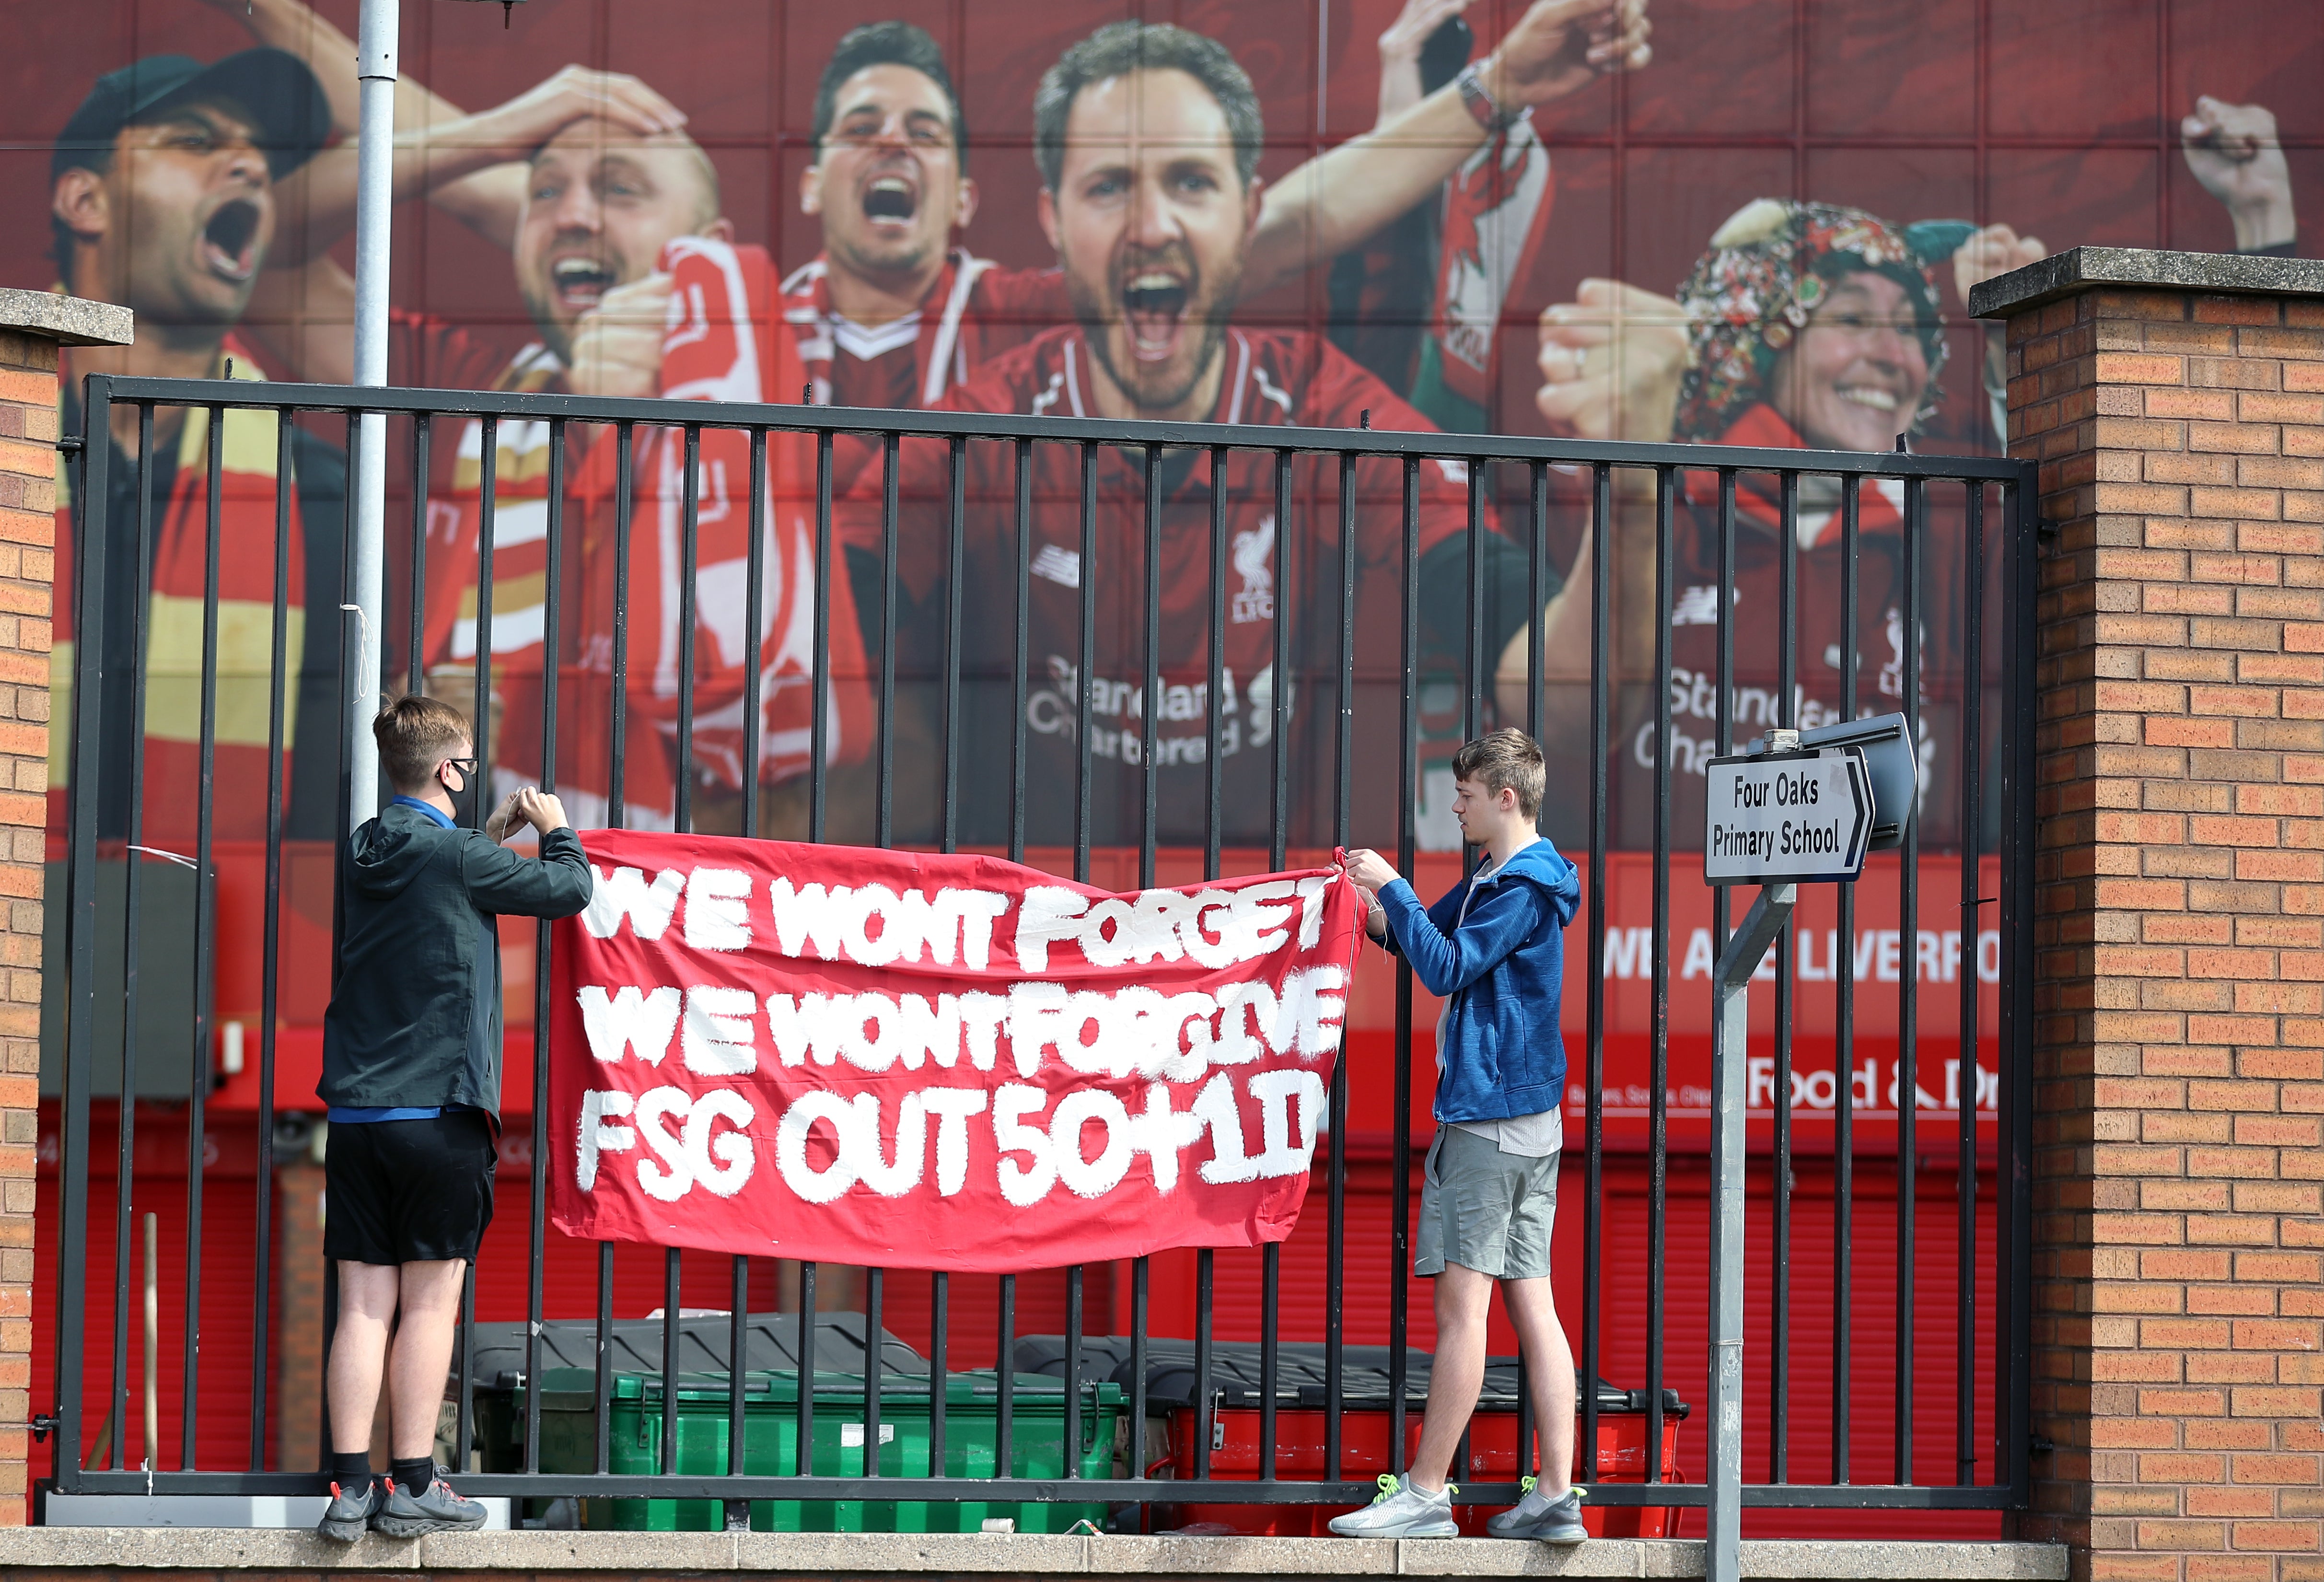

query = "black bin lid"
[
  {"left": 1011, "top": 1336, "right": 1689, "bottom": 1419},
  {"left": 461, "top": 1311, "right": 925, "bottom": 1393}
]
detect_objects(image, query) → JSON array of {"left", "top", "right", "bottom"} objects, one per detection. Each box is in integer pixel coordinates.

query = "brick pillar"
[
  {"left": 1974, "top": 249, "right": 2324, "bottom": 1582},
  {"left": 0, "top": 289, "right": 133, "bottom": 1523}
]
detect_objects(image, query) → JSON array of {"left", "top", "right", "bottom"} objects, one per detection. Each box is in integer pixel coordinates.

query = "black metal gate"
[{"left": 43, "top": 372, "right": 2036, "bottom": 1522}]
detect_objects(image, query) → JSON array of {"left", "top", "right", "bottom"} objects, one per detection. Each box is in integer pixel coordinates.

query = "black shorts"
[{"left": 323, "top": 1110, "right": 497, "bottom": 1265}]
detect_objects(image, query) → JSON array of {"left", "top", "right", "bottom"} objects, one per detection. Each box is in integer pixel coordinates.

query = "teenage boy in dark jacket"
[
  {"left": 314, "top": 695, "right": 592, "bottom": 1540},
  {"left": 1332, "top": 729, "right": 1586, "bottom": 1542}
]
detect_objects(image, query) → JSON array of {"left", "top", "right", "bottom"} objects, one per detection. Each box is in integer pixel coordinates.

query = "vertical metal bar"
[
  {"left": 1835, "top": 473, "right": 1860, "bottom": 1484},
  {"left": 662, "top": 1248, "right": 681, "bottom": 1474},
  {"left": 596, "top": 420, "right": 630, "bottom": 1484},
  {"left": 928, "top": 1271, "right": 948, "bottom": 1479},
  {"left": 1527, "top": 461, "right": 1546, "bottom": 741},
  {"left": 1194, "top": 1251, "right": 1214, "bottom": 1482},
  {"left": 877, "top": 432, "right": 898, "bottom": 849},
  {"left": 811, "top": 432, "right": 831, "bottom": 843},
  {"left": 2001, "top": 466, "right": 2038, "bottom": 1501},
  {"left": 251, "top": 405, "right": 294, "bottom": 1470},
  {"left": 1958, "top": 481, "right": 1987, "bottom": 1486},
  {"left": 863, "top": 1268, "right": 883, "bottom": 1478},
  {"left": 1325, "top": 448, "right": 1357, "bottom": 1485},
  {"left": 941, "top": 437, "right": 965, "bottom": 854},
  {"left": 1259, "top": 1243, "right": 1279, "bottom": 1482},
  {"left": 406, "top": 414, "right": 429, "bottom": 693},
  {"left": 1390, "top": 456, "right": 1419, "bottom": 1473},
  {"left": 1129, "top": 1256, "right": 1148, "bottom": 1499},
  {"left": 1644, "top": 465, "right": 1674, "bottom": 1479},
  {"left": 1141, "top": 443, "right": 1160, "bottom": 891},
  {"left": 1206, "top": 447, "right": 1226, "bottom": 879},
  {"left": 1583, "top": 462, "right": 1611, "bottom": 1482},
  {"left": 525, "top": 419, "right": 566, "bottom": 1478},
  {"left": 743, "top": 428, "right": 767, "bottom": 841},
  {"left": 451, "top": 409, "right": 492, "bottom": 1479},
  {"left": 675, "top": 424, "right": 701, "bottom": 835},
  {"left": 182, "top": 399, "right": 227, "bottom": 1467},
  {"left": 995, "top": 1273, "right": 1015, "bottom": 1477},
  {"left": 112, "top": 404, "right": 155, "bottom": 1472},
  {"left": 594, "top": 1241, "right": 613, "bottom": 1475},
  {"left": 1772, "top": 468, "right": 1799, "bottom": 1484},
  {"left": 721, "top": 415, "right": 753, "bottom": 1527},
  {"left": 471, "top": 417, "right": 496, "bottom": 828},
  {"left": 1269, "top": 452, "right": 1291, "bottom": 873},
  {"left": 1898, "top": 473, "right": 1924, "bottom": 1487},
  {"left": 1464, "top": 456, "right": 1483, "bottom": 743},
  {"left": 729, "top": 1253, "right": 749, "bottom": 1524},
  {"left": 609, "top": 422, "right": 632, "bottom": 829},
  {"left": 1710, "top": 467, "right": 1735, "bottom": 1513},
  {"left": 54, "top": 372, "right": 114, "bottom": 1491},
  {"left": 1064, "top": 1266, "right": 1083, "bottom": 1480},
  {"left": 1076, "top": 442, "right": 1095, "bottom": 884},
  {"left": 1010, "top": 441, "right": 1031, "bottom": 865},
  {"left": 797, "top": 1263, "right": 817, "bottom": 1480}
]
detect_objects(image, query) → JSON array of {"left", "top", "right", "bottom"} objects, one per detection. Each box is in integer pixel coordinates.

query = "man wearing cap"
[{"left": 47, "top": 48, "right": 346, "bottom": 852}]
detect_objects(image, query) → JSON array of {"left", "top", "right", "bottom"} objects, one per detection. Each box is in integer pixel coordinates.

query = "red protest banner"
[{"left": 548, "top": 832, "right": 1366, "bottom": 1271}]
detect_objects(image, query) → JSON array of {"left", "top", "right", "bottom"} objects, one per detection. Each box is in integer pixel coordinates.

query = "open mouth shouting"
[
  {"left": 548, "top": 253, "right": 622, "bottom": 313},
  {"left": 200, "top": 199, "right": 262, "bottom": 284},
  {"left": 860, "top": 172, "right": 920, "bottom": 227},
  {"left": 1121, "top": 265, "right": 1193, "bottom": 364}
]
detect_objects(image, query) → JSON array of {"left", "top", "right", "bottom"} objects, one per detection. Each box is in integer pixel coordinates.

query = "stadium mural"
[{"left": 12, "top": 0, "right": 2320, "bottom": 1140}]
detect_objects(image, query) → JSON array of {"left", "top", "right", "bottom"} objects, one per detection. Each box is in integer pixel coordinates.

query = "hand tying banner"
[{"left": 549, "top": 832, "right": 1365, "bottom": 1271}]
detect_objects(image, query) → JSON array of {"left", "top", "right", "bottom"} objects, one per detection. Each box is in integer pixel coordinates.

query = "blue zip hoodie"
[{"left": 1377, "top": 840, "right": 1581, "bottom": 1123}]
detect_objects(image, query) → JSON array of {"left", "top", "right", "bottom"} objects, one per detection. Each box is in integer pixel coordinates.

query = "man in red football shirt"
[
  {"left": 848, "top": 22, "right": 1604, "bottom": 852},
  {"left": 790, "top": 5, "right": 1647, "bottom": 419}
]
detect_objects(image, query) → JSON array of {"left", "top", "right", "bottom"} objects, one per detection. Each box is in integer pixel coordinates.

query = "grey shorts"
[{"left": 1415, "top": 1124, "right": 1559, "bottom": 1280}]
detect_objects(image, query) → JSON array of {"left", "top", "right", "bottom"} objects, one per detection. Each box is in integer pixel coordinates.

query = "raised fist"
[{"left": 2182, "top": 96, "right": 2295, "bottom": 252}]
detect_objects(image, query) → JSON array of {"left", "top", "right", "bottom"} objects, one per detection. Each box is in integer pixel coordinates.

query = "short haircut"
[
  {"left": 374, "top": 694, "right": 470, "bottom": 793},
  {"left": 813, "top": 21, "right": 968, "bottom": 171},
  {"left": 1033, "top": 22, "right": 1262, "bottom": 195},
  {"left": 1452, "top": 728, "right": 1546, "bottom": 822}
]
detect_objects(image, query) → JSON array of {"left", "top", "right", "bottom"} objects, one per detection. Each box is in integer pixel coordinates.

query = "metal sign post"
[
  {"left": 347, "top": 0, "right": 397, "bottom": 829},
  {"left": 1700, "top": 715, "right": 1907, "bottom": 1582}
]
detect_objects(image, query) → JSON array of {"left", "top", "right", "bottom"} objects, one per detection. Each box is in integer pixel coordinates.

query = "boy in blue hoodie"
[{"left": 1329, "top": 729, "right": 1585, "bottom": 1542}]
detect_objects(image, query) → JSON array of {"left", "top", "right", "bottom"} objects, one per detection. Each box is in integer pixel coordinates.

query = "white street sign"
[{"left": 1703, "top": 747, "right": 1873, "bottom": 885}]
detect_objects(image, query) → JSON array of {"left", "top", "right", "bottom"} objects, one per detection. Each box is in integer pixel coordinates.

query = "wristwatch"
[{"left": 1456, "top": 61, "right": 1520, "bottom": 135}]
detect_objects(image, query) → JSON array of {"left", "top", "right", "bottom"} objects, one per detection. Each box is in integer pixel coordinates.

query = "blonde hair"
[
  {"left": 1452, "top": 728, "right": 1545, "bottom": 821},
  {"left": 373, "top": 694, "right": 470, "bottom": 793}
]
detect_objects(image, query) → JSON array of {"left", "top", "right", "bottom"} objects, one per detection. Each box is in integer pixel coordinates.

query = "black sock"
[
  {"left": 391, "top": 1456, "right": 435, "bottom": 1497},
  {"left": 326, "top": 1450, "right": 372, "bottom": 1492}
]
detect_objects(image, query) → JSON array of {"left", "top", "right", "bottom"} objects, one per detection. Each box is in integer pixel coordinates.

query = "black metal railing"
[{"left": 44, "top": 372, "right": 2035, "bottom": 1523}]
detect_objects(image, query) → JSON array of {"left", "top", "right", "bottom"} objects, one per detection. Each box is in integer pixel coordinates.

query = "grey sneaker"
[
  {"left": 315, "top": 1477, "right": 382, "bottom": 1542},
  {"left": 1487, "top": 1478, "right": 1588, "bottom": 1542},
  {"left": 1327, "top": 1474, "right": 1461, "bottom": 1538},
  {"left": 370, "top": 1466, "right": 488, "bottom": 1538}
]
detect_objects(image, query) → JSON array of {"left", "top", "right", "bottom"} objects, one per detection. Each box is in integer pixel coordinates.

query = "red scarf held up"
[{"left": 558, "top": 238, "right": 875, "bottom": 827}]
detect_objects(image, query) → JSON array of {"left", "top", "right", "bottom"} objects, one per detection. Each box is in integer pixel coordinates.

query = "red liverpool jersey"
[
  {"left": 848, "top": 323, "right": 1488, "bottom": 849},
  {"left": 1612, "top": 405, "right": 1989, "bottom": 855}
]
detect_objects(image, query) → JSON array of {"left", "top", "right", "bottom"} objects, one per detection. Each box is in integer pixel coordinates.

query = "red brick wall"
[
  {"left": 0, "top": 327, "right": 60, "bottom": 1524},
  {"left": 2009, "top": 282, "right": 2324, "bottom": 1582}
]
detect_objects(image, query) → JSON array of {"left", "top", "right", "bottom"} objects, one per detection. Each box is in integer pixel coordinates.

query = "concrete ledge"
[
  {"left": 0, "top": 289, "right": 133, "bottom": 349},
  {"left": 1967, "top": 245, "right": 2324, "bottom": 320},
  {"left": 0, "top": 1528, "right": 2068, "bottom": 1579}
]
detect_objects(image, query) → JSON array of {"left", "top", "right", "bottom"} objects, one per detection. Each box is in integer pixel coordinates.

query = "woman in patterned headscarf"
[
  {"left": 1514, "top": 197, "right": 2030, "bottom": 849},
  {"left": 1668, "top": 198, "right": 1950, "bottom": 450},
  {"left": 1530, "top": 197, "right": 2025, "bottom": 453}
]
